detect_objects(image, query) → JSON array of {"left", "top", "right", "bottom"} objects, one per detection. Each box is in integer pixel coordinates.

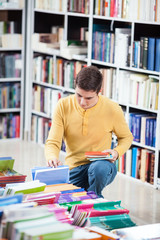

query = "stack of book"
[
  {"left": 85, "top": 151, "right": 113, "bottom": 161},
  {"left": 0, "top": 161, "right": 137, "bottom": 239},
  {"left": 0, "top": 157, "right": 26, "bottom": 187}
]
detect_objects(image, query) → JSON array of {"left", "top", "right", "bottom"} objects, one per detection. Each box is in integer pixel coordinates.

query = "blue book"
[
  {"left": 153, "top": 119, "right": 157, "bottom": 147},
  {"left": 131, "top": 147, "right": 138, "bottom": 178},
  {"left": 32, "top": 165, "right": 69, "bottom": 185},
  {"left": 0, "top": 157, "right": 12, "bottom": 160},
  {"left": 155, "top": 38, "right": 160, "bottom": 72},
  {"left": 149, "top": 118, "right": 154, "bottom": 146},
  {"left": 147, "top": 37, "right": 155, "bottom": 71},
  {"left": 0, "top": 194, "right": 23, "bottom": 207},
  {"left": 145, "top": 118, "right": 150, "bottom": 146},
  {"left": 135, "top": 115, "right": 142, "bottom": 142}
]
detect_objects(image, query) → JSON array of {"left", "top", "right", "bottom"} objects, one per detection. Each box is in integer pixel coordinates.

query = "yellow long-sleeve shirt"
[{"left": 45, "top": 94, "right": 133, "bottom": 170}]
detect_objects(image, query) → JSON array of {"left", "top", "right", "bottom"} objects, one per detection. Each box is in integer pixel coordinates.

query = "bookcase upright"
[
  {"left": 0, "top": 0, "right": 26, "bottom": 140},
  {"left": 25, "top": 0, "right": 160, "bottom": 189}
]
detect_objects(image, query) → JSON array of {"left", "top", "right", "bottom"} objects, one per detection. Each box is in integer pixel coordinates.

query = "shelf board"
[
  {"left": 32, "top": 81, "right": 75, "bottom": 93},
  {"left": 32, "top": 110, "right": 51, "bottom": 119},
  {"left": 132, "top": 141, "right": 156, "bottom": 151},
  {"left": 0, "top": 78, "right": 21, "bottom": 82},
  {"left": 91, "top": 59, "right": 115, "bottom": 68},
  {"left": 123, "top": 66, "right": 160, "bottom": 76},
  {"left": 93, "top": 15, "right": 132, "bottom": 22},
  {"left": 0, "top": 108, "right": 21, "bottom": 113},
  {"left": 67, "top": 12, "right": 89, "bottom": 17},
  {"left": 128, "top": 104, "right": 158, "bottom": 113},
  {"left": 0, "top": 137, "right": 21, "bottom": 142},
  {"left": 33, "top": 48, "right": 60, "bottom": 56},
  {"left": 93, "top": 15, "right": 160, "bottom": 25},
  {"left": 34, "top": 8, "right": 65, "bottom": 15},
  {"left": 0, "top": 48, "right": 22, "bottom": 51},
  {"left": 0, "top": 8, "right": 23, "bottom": 11}
]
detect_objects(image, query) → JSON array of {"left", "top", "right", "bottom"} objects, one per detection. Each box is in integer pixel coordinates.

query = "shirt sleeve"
[
  {"left": 112, "top": 105, "right": 133, "bottom": 157},
  {"left": 44, "top": 100, "right": 64, "bottom": 161}
]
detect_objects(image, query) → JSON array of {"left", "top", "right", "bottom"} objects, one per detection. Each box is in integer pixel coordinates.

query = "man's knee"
[{"left": 88, "top": 160, "right": 117, "bottom": 178}]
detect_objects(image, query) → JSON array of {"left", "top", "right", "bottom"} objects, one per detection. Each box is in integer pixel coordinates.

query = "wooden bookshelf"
[
  {"left": 25, "top": 0, "right": 160, "bottom": 189},
  {"left": 0, "top": 0, "right": 26, "bottom": 140}
]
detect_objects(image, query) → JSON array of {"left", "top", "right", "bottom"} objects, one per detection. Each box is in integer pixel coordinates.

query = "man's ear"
[{"left": 98, "top": 88, "right": 103, "bottom": 94}]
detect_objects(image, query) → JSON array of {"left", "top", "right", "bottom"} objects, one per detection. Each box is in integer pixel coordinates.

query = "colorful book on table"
[
  {"left": 3, "top": 180, "right": 46, "bottom": 197},
  {"left": 85, "top": 151, "right": 113, "bottom": 161},
  {"left": 24, "top": 191, "right": 61, "bottom": 205},
  {"left": 70, "top": 201, "right": 129, "bottom": 218},
  {"left": 0, "top": 157, "right": 26, "bottom": 187}
]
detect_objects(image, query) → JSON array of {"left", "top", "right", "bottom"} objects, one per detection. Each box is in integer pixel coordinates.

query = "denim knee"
[{"left": 88, "top": 160, "right": 117, "bottom": 186}]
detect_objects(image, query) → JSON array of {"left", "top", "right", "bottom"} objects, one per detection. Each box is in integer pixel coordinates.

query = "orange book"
[
  {"left": 85, "top": 151, "right": 111, "bottom": 156},
  {"left": 44, "top": 183, "right": 81, "bottom": 193}
]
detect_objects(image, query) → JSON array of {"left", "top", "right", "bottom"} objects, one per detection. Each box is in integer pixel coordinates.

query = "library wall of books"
[{"left": 0, "top": 0, "right": 160, "bottom": 239}]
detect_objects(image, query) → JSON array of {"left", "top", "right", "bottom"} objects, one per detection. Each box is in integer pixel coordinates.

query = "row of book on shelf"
[
  {"left": 92, "top": 25, "right": 131, "bottom": 67},
  {"left": 0, "top": 83, "right": 21, "bottom": 109},
  {"left": 32, "top": 57, "right": 159, "bottom": 111},
  {"left": 133, "top": 37, "right": 160, "bottom": 72},
  {"left": 129, "top": 113, "right": 156, "bottom": 147},
  {"left": 0, "top": 0, "right": 23, "bottom": 8},
  {"left": 35, "top": 0, "right": 67, "bottom": 12},
  {"left": 34, "top": 0, "right": 160, "bottom": 23},
  {"left": 118, "top": 147, "right": 155, "bottom": 184},
  {"left": 33, "top": 56, "right": 85, "bottom": 88},
  {"left": 0, "top": 156, "right": 159, "bottom": 239},
  {"left": 0, "top": 113, "right": 20, "bottom": 139},
  {"left": 35, "top": 0, "right": 90, "bottom": 14},
  {"left": 92, "top": 24, "right": 160, "bottom": 72},
  {"left": 32, "top": 86, "right": 63, "bottom": 118},
  {"left": 94, "top": 0, "right": 160, "bottom": 22},
  {"left": 0, "top": 53, "right": 21, "bottom": 78},
  {"left": 101, "top": 68, "right": 159, "bottom": 111}
]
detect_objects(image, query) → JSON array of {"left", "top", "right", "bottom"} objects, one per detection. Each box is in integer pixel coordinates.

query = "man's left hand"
[{"left": 102, "top": 149, "right": 119, "bottom": 163}]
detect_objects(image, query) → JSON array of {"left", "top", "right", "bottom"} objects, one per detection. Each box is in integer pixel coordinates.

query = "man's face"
[{"left": 75, "top": 86, "right": 99, "bottom": 110}]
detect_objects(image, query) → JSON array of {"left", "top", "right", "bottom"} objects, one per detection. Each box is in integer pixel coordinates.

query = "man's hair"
[{"left": 75, "top": 66, "right": 103, "bottom": 94}]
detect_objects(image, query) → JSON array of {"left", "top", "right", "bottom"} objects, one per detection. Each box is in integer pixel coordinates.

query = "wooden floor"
[{"left": 1, "top": 140, "right": 160, "bottom": 226}]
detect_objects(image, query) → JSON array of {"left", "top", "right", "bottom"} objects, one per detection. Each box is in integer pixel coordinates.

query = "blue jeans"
[{"left": 69, "top": 160, "right": 117, "bottom": 198}]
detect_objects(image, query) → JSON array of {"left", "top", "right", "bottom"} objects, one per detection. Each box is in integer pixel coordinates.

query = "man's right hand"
[{"left": 47, "top": 158, "right": 63, "bottom": 168}]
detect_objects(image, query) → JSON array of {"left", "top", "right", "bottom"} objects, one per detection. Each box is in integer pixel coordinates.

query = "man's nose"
[{"left": 80, "top": 98, "right": 86, "bottom": 105}]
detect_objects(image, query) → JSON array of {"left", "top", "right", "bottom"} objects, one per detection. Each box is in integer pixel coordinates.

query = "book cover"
[{"left": 32, "top": 165, "right": 69, "bottom": 185}]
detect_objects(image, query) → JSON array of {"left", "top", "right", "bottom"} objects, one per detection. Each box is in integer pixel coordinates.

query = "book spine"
[
  {"left": 142, "top": 37, "right": 148, "bottom": 70},
  {"left": 155, "top": 38, "right": 160, "bottom": 72},
  {"left": 147, "top": 37, "right": 155, "bottom": 71}
]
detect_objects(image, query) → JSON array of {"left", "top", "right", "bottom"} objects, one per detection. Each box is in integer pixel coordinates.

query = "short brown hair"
[{"left": 75, "top": 66, "right": 103, "bottom": 94}]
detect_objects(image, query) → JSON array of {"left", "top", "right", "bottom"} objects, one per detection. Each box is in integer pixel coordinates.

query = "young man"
[{"left": 45, "top": 66, "right": 133, "bottom": 198}]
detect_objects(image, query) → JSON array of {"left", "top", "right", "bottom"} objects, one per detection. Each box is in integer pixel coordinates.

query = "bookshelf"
[
  {"left": 0, "top": 0, "right": 26, "bottom": 140},
  {"left": 25, "top": 0, "right": 160, "bottom": 189}
]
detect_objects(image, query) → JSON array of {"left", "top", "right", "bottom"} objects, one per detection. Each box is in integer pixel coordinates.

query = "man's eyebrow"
[{"left": 76, "top": 92, "right": 94, "bottom": 99}]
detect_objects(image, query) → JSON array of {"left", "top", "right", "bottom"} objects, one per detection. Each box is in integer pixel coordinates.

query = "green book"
[{"left": 0, "top": 157, "right": 15, "bottom": 171}]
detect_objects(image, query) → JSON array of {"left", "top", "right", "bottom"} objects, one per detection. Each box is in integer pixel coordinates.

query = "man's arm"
[{"left": 111, "top": 105, "right": 133, "bottom": 158}]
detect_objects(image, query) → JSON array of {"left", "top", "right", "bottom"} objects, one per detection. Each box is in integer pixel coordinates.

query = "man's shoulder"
[{"left": 101, "top": 95, "right": 119, "bottom": 108}]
